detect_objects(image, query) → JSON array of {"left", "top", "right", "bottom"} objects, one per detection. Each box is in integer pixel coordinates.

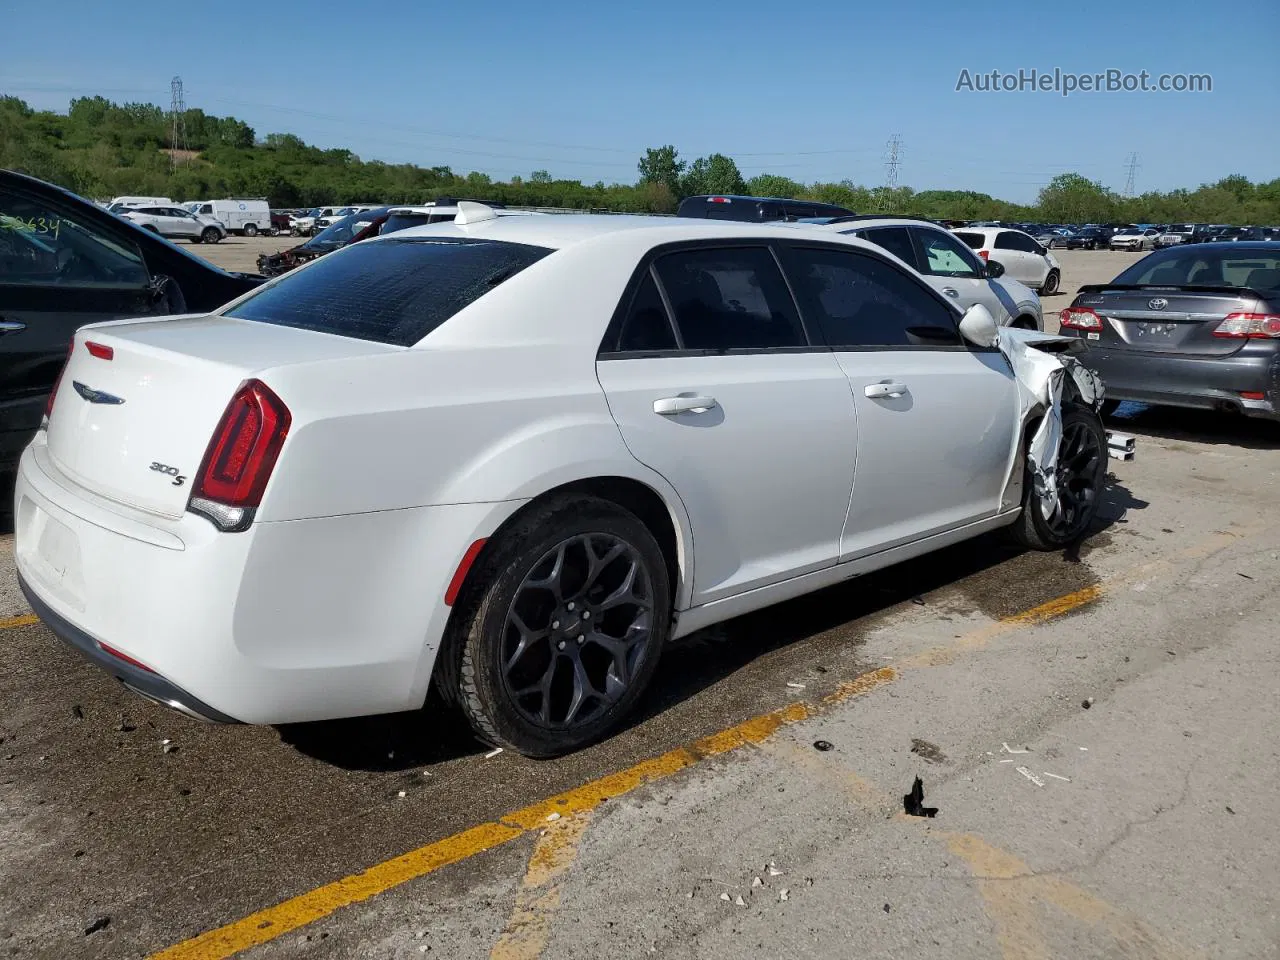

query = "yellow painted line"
[
  {"left": 0, "top": 613, "right": 38, "bottom": 630},
  {"left": 150, "top": 669, "right": 894, "bottom": 960},
  {"left": 149, "top": 527, "right": 1246, "bottom": 960},
  {"left": 489, "top": 812, "right": 595, "bottom": 960}
]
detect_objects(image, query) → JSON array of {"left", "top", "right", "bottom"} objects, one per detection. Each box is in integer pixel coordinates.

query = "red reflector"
[
  {"left": 444, "top": 539, "right": 488, "bottom": 606},
  {"left": 1241, "top": 391, "right": 1266, "bottom": 401},
  {"left": 978, "top": 249, "right": 989, "bottom": 260},
  {"left": 85, "top": 341, "right": 114, "bottom": 360},
  {"left": 99, "top": 642, "right": 155, "bottom": 673},
  {"left": 193, "top": 380, "right": 291, "bottom": 510}
]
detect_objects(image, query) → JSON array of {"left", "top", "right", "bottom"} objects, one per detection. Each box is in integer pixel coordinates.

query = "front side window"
[
  {"left": 853, "top": 227, "right": 919, "bottom": 270},
  {"left": 0, "top": 187, "right": 149, "bottom": 288},
  {"left": 914, "top": 228, "right": 982, "bottom": 278},
  {"left": 653, "top": 247, "right": 805, "bottom": 351},
  {"left": 782, "top": 247, "right": 956, "bottom": 348},
  {"left": 225, "top": 237, "right": 552, "bottom": 346}
]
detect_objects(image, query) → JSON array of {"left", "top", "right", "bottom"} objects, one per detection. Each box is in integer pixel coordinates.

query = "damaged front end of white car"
[{"left": 958, "top": 304, "right": 1133, "bottom": 543}]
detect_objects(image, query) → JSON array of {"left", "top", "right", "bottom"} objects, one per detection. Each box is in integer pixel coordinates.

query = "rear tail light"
[
  {"left": 1059, "top": 307, "right": 1104, "bottom": 332},
  {"left": 1241, "top": 391, "right": 1266, "bottom": 401},
  {"left": 188, "top": 380, "right": 291, "bottom": 532},
  {"left": 977, "top": 250, "right": 989, "bottom": 261},
  {"left": 43, "top": 349, "right": 71, "bottom": 424},
  {"left": 1212, "top": 313, "right": 1280, "bottom": 339}
]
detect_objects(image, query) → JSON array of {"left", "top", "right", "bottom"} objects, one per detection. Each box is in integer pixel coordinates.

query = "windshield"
[
  {"left": 302, "top": 206, "right": 391, "bottom": 250},
  {"left": 225, "top": 237, "right": 553, "bottom": 346},
  {"left": 1112, "top": 248, "right": 1280, "bottom": 294}
]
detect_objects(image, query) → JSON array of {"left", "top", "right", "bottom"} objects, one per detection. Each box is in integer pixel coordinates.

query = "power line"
[{"left": 1123, "top": 152, "right": 1140, "bottom": 197}]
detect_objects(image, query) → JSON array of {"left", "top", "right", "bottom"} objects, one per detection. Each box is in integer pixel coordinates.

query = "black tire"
[
  {"left": 1040, "top": 269, "right": 1060, "bottom": 296},
  {"left": 244, "top": 223, "right": 259, "bottom": 237},
  {"left": 201, "top": 227, "right": 221, "bottom": 244},
  {"left": 1009, "top": 403, "right": 1107, "bottom": 551},
  {"left": 269, "top": 226, "right": 280, "bottom": 237},
  {"left": 451, "top": 496, "right": 671, "bottom": 757},
  {"left": 143, "top": 224, "right": 160, "bottom": 234}
]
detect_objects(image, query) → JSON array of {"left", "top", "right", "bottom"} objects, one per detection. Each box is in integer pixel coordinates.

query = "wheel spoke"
[{"left": 598, "top": 561, "right": 643, "bottom": 611}]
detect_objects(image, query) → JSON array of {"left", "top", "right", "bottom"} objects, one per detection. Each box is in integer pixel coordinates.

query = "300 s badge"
[{"left": 149, "top": 461, "right": 187, "bottom": 486}]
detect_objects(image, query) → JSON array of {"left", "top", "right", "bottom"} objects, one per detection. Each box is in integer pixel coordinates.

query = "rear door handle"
[
  {"left": 864, "top": 380, "right": 909, "bottom": 399},
  {"left": 653, "top": 395, "right": 718, "bottom": 415},
  {"left": 0, "top": 319, "right": 27, "bottom": 335},
  {"left": 941, "top": 287, "right": 959, "bottom": 298}
]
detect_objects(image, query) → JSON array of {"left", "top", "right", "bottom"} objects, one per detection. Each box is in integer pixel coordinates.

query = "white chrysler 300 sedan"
[{"left": 14, "top": 204, "right": 1107, "bottom": 757}]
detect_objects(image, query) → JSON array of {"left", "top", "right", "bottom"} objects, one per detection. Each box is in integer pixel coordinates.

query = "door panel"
[
  {"left": 836, "top": 349, "right": 1018, "bottom": 558},
  {"left": 598, "top": 353, "right": 857, "bottom": 604}
]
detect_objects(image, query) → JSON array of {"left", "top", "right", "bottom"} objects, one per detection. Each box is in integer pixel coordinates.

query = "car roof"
[
  {"left": 805, "top": 216, "right": 949, "bottom": 233},
  {"left": 380, "top": 211, "right": 892, "bottom": 253}
]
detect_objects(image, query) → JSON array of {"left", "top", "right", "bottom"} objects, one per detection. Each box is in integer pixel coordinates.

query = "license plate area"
[{"left": 17, "top": 498, "right": 86, "bottom": 610}]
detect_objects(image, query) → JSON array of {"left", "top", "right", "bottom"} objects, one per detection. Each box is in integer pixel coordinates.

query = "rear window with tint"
[
  {"left": 1114, "top": 250, "right": 1280, "bottom": 294},
  {"left": 953, "top": 232, "right": 986, "bottom": 250},
  {"left": 225, "top": 237, "right": 552, "bottom": 345}
]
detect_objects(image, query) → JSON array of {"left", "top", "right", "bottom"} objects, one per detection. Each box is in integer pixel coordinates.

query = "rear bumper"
[
  {"left": 1082, "top": 344, "right": 1280, "bottom": 418},
  {"left": 18, "top": 571, "right": 239, "bottom": 723},
  {"left": 13, "top": 439, "right": 514, "bottom": 724}
]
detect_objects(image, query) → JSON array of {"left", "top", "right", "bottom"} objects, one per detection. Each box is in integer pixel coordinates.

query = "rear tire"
[
  {"left": 450, "top": 496, "right": 671, "bottom": 758},
  {"left": 1009, "top": 403, "right": 1107, "bottom": 551},
  {"left": 201, "top": 227, "right": 221, "bottom": 244},
  {"left": 1040, "top": 270, "right": 1060, "bottom": 296},
  {"left": 244, "top": 223, "right": 259, "bottom": 237}
]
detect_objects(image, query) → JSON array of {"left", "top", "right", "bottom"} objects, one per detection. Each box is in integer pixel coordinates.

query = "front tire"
[
  {"left": 244, "top": 223, "right": 259, "bottom": 237},
  {"left": 1040, "top": 269, "right": 1060, "bottom": 296},
  {"left": 201, "top": 227, "right": 221, "bottom": 244},
  {"left": 451, "top": 496, "right": 671, "bottom": 757},
  {"left": 1009, "top": 403, "right": 1107, "bottom": 551}
]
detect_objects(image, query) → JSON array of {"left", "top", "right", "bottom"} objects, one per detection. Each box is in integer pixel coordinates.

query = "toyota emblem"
[{"left": 1148, "top": 297, "right": 1169, "bottom": 310}]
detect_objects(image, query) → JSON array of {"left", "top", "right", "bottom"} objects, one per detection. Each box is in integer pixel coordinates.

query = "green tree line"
[{"left": 3, "top": 95, "right": 1278, "bottom": 224}]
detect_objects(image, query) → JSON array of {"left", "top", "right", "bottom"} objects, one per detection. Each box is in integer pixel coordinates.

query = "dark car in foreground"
[
  {"left": 1058, "top": 242, "right": 1280, "bottom": 420},
  {"left": 256, "top": 206, "right": 392, "bottom": 277},
  {"left": 1, "top": 169, "right": 263, "bottom": 480},
  {"left": 676, "top": 194, "right": 855, "bottom": 222}
]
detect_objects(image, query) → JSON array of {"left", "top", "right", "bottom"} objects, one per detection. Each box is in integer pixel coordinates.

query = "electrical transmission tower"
[
  {"left": 1122, "top": 152, "right": 1140, "bottom": 197},
  {"left": 879, "top": 134, "right": 903, "bottom": 211},
  {"left": 169, "top": 76, "right": 189, "bottom": 163}
]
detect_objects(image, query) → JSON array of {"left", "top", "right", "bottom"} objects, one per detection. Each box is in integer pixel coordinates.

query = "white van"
[
  {"left": 107, "top": 196, "right": 173, "bottom": 213},
  {"left": 189, "top": 198, "right": 272, "bottom": 236}
]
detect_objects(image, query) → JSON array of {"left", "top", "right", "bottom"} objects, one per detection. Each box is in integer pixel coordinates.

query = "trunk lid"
[
  {"left": 46, "top": 314, "right": 398, "bottom": 518},
  {"left": 1073, "top": 287, "right": 1266, "bottom": 357}
]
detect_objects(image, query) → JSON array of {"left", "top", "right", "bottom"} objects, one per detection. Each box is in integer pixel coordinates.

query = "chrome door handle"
[
  {"left": 941, "top": 287, "right": 959, "bottom": 298},
  {"left": 864, "top": 381, "right": 909, "bottom": 399},
  {"left": 0, "top": 319, "right": 27, "bottom": 335},
  {"left": 653, "top": 395, "right": 718, "bottom": 415}
]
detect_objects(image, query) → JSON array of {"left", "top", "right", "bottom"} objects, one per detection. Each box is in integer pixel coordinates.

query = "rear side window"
[
  {"left": 653, "top": 247, "right": 806, "bottom": 351},
  {"left": 781, "top": 247, "right": 956, "bottom": 348},
  {"left": 854, "top": 227, "right": 919, "bottom": 270},
  {"left": 615, "top": 271, "right": 678, "bottom": 352},
  {"left": 225, "top": 238, "right": 552, "bottom": 346},
  {"left": 953, "top": 231, "right": 986, "bottom": 250}
]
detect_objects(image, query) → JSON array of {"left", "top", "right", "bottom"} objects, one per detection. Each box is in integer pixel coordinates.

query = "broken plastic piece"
[
  {"left": 484, "top": 747, "right": 503, "bottom": 759},
  {"left": 767, "top": 864, "right": 783, "bottom": 877},
  {"left": 1001, "top": 742, "right": 1030, "bottom": 754},
  {"left": 1042, "top": 772, "right": 1071, "bottom": 782},
  {"left": 786, "top": 682, "right": 806, "bottom": 690},
  {"left": 1015, "top": 766, "right": 1046, "bottom": 787},
  {"left": 903, "top": 776, "right": 938, "bottom": 818},
  {"left": 719, "top": 892, "right": 731, "bottom": 902},
  {"left": 752, "top": 876, "right": 763, "bottom": 888},
  {"left": 779, "top": 889, "right": 789, "bottom": 902},
  {"left": 734, "top": 895, "right": 746, "bottom": 907}
]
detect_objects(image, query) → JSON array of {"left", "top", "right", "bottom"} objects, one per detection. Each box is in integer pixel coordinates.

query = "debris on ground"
[
  {"left": 1082, "top": 697, "right": 1095, "bottom": 709},
  {"left": 786, "top": 682, "right": 806, "bottom": 690},
  {"left": 397, "top": 790, "right": 407, "bottom": 799},
  {"left": 1001, "top": 742, "right": 1030, "bottom": 754},
  {"left": 734, "top": 895, "right": 746, "bottom": 906},
  {"left": 1016, "top": 766, "right": 1046, "bottom": 787},
  {"left": 719, "top": 892, "right": 731, "bottom": 902},
  {"left": 1043, "top": 772, "right": 1071, "bottom": 782},
  {"left": 84, "top": 916, "right": 110, "bottom": 936},
  {"left": 767, "top": 861, "right": 783, "bottom": 877},
  {"left": 779, "top": 889, "right": 789, "bottom": 902},
  {"left": 883, "top": 903, "right": 891, "bottom": 913},
  {"left": 161, "top": 741, "right": 178, "bottom": 755},
  {"left": 903, "top": 776, "right": 939, "bottom": 818},
  {"left": 545, "top": 812, "right": 561, "bottom": 822},
  {"left": 813, "top": 740, "right": 833, "bottom": 752},
  {"left": 71, "top": 705, "right": 84, "bottom": 720},
  {"left": 910, "top": 739, "right": 946, "bottom": 764},
  {"left": 483, "top": 747, "right": 503, "bottom": 759},
  {"left": 752, "top": 876, "right": 763, "bottom": 888},
  {"left": 1226, "top": 806, "right": 1235, "bottom": 815}
]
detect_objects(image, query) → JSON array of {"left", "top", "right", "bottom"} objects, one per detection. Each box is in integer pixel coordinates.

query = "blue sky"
[{"left": 2, "top": 0, "right": 1275, "bottom": 203}]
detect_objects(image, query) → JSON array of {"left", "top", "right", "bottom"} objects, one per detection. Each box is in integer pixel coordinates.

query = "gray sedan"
[{"left": 1056, "top": 242, "right": 1280, "bottom": 421}]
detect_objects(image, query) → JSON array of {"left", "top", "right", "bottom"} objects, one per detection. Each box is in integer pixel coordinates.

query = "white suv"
[
  {"left": 812, "top": 218, "right": 1043, "bottom": 329},
  {"left": 122, "top": 205, "right": 227, "bottom": 244},
  {"left": 952, "top": 227, "right": 1062, "bottom": 295}
]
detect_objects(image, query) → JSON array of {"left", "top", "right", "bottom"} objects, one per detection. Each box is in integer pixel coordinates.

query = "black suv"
[
  {"left": 0, "top": 169, "right": 263, "bottom": 480},
  {"left": 676, "top": 195, "right": 855, "bottom": 223}
]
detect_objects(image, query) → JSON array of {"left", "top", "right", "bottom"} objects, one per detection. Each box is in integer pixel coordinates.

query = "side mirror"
[
  {"left": 983, "top": 259, "right": 1006, "bottom": 278},
  {"left": 959, "top": 303, "right": 1000, "bottom": 348}
]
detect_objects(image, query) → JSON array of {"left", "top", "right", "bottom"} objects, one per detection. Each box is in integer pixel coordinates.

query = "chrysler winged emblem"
[
  {"left": 72, "top": 381, "right": 126, "bottom": 405},
  {"left": 1148, "top": 297, "right": 1169, "bottom": 310}
]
